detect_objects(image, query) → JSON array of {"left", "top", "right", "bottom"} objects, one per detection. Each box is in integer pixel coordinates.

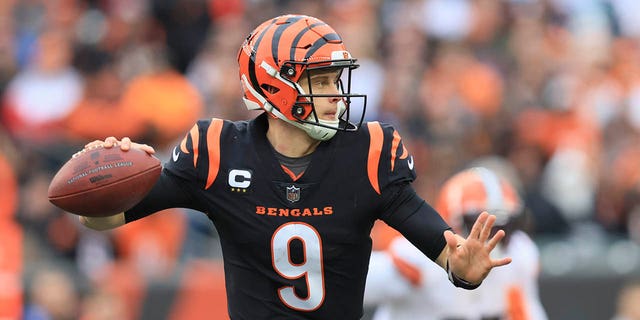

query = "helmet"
[
  {"left": 435, "top": 167, "right": 522, "bottom": 237},
  {"left": 238, "top": 14, "right": 367, "bottom": 140}
]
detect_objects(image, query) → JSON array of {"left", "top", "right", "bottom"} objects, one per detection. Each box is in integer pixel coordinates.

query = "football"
[{"left": 48, "top": 146, "right": 162, "bottom": 217}]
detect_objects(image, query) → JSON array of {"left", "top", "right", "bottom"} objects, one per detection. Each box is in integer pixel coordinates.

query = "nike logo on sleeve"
[{"left": 172, "top": 147, "right": 180, "bottom": 162}]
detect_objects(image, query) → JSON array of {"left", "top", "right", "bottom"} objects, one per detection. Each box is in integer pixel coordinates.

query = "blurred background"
[{"left": 1, "top": 0, "right": 640, "bottom": 319}]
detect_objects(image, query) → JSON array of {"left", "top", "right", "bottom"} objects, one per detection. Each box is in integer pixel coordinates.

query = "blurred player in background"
[
  {"left": 72, "top": 14, "right": 511, "bottom": 319},
  {"left": 365, "top": 166, "right": 548, "bottom": 320}
]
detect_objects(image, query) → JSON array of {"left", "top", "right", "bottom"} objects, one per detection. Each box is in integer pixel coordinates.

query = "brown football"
[{"left": 48, "top": 146, "right": 161, "bottom": 217}]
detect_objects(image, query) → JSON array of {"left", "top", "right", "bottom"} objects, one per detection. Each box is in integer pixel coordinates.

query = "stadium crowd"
[{"left": 1, "top": 0, "right": 640, "bottom": 319}]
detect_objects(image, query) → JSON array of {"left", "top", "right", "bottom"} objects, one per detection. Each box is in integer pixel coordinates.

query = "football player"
[
  {"left": 365, "top": 167, "right": 548, "bottom": 320},
  {"left": 76, "top": 15, "right": 511, "bottom": 319}
]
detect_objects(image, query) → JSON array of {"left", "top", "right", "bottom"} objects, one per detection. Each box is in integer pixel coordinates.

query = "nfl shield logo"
[{"left": 286, "top": 185, "right": 301, "bottom": 203}]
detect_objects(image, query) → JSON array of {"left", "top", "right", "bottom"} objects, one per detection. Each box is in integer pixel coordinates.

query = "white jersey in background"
[{"left": 365, "top": 230, "right": 548, "bottom": 320}]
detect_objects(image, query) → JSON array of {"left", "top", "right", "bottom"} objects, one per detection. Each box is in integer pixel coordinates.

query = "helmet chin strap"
[
  {"left": 271, "top": 107, "right": 339, "bottom": 141},
  {"left": 290, "top": 99, "right": 348, "bottom": 141}
]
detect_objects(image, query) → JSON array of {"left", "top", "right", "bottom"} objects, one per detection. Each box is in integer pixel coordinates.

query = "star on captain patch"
[{"left": 286, "top": 185, "right": 301, "bottom": 203}]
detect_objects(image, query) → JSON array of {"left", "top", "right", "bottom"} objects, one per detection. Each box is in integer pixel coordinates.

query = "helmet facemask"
[{"left": 285, "top": 62, "right": 367, "bottom": 140}]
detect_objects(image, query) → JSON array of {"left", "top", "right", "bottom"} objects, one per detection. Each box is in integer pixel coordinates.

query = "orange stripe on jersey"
[
  {"left": 507, "top": 285, "right": 529, "bottom": 320},
  {"left": 180, "top": 124, "right": 200, "bottom": 168},
  {"left": 190, "top": 125, "right": 200, "bottom": 167},
  {"left": 367, "top": 122, "right": 383, "bottom": 194},
  {"left": 179, "top": 133, "right": 189, "bottom": 154},
  {"left": 281, "top": 165, "right": 304, "bottom": 181},
  {"left": 390, "top": 251, "right": 422, "bottom": 286},
  {"left": 205, "top": 119, "right": 224, "bottom": 190},
  {"left": 390, "top": 130, "right": 401, "bottom": 171},
  {"left": 399, "top": 145, "right": 408, "bottom": 159}
]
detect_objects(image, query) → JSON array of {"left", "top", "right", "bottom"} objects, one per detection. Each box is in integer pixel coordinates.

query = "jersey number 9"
[{"left": 272, "top": 222, "right": 325, "bottom": 311}]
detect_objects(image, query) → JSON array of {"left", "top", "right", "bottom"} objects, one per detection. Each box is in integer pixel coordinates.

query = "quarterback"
[{"left": 77, "top": 15, "right": 511, "bottom": 319}]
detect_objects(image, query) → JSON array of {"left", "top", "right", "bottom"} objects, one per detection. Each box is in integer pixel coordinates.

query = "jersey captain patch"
[{"left": 228, "top": 169, "right": 252, "bottom": 193}]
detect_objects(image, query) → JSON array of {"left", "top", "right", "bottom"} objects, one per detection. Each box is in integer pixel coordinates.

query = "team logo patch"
[{"left": 286, "top": 185, "right": 301, "bottom": 203}]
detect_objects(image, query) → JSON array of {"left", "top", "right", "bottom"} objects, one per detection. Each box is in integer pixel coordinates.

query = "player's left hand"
[{"left": 444, "top": 211, "right": 512, "bottom": 284}]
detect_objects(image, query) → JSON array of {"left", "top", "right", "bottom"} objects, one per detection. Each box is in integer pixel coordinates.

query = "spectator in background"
[
  {"left": 78, "top": 287, "right": 127, "bottom": 320},
  {"left": 62, "top": 46, "right": 146, "bottom": 144},
  {"left": 24, "top": 267, "right": 80, "bottom": 320},
  {"left": 151, "top": 0, "right": 211, "bottom": 74},
  {"left": 2, "top": 28, "right": 83, "bottom": 144},
  {"left": 0, "top": 128, "right": 22, "bottom": 319},
  {"left": 111, "top": 208, "right": 187, "bottom": 279},
  {"left": 63, "top": 4, "right": 205, "bottom": 150},
  {"left": 186, "top": 16, "right": 251, "bottom": 120},
  {"left": 366, "top": 166, "right": 547, "bottom": 320},
  {"left": 612, "top": 280, "right": 640, "bottom": 320},
  {"left": 0, "top": 0, "right": 17, "bottom": 96},
  {"left": 118, "top": 67, "right": 204, "bottom": 149}
]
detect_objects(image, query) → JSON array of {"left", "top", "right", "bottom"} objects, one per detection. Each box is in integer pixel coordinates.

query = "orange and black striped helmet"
[
  {"left": 436, "top": 167, "right": 523, "bottom": 236},
  {"left": 238, "top": 14, "right": 366, "bottom": 140}
]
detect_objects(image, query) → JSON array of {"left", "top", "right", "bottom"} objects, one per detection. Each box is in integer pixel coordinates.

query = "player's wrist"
[
  {"left": 79, "top": 213, "right": 125, "bottom": 231},
  {"left": 446, "top": 259, "right": 481, "bottom": 290}
]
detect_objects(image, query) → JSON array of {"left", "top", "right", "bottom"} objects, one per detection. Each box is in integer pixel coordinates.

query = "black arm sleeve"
[
  {"left": 125, "top": 169, "right": 205, "bottom": 223},
  {"left": 380, "top": 183, "right": 451, "bottom": 261}
]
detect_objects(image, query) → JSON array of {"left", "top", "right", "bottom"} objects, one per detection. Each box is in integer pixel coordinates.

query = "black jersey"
[{"left": 126, "top": 113, "right": 449, "bottom": 319}]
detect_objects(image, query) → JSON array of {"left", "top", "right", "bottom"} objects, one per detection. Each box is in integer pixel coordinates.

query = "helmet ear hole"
[{"left": 261, "top": 84, "right": 280, "bottom": 94}]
